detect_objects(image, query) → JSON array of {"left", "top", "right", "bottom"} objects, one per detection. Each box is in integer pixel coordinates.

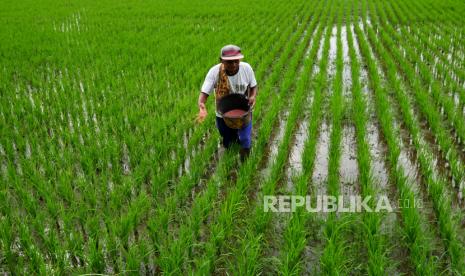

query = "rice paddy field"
[{"left": 1, "top": 0, "right": 465, "bottom": 274}]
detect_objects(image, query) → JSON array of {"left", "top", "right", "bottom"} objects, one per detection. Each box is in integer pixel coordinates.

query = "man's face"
[{"left": 222, "top": 59, "right": 240, "bottom": 75}]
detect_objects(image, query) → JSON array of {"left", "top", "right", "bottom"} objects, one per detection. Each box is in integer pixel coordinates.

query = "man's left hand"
[{"left": 248, "top": 96, "right": 256, "bottom": 109}]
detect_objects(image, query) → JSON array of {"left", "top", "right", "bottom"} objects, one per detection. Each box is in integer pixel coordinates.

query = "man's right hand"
[
  {"left": 196, "top": 108, "right": 207, "bottom": 123},
  {"left": 196, "top": 92, "right": 209, "bottom": 123}
]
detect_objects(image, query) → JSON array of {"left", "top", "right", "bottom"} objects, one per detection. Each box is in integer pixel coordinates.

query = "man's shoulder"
[
  {"left": 210, "top": 63, "right": 221, "bottom": 71},
  {"left": 240, "top": 62, "right": 254, "bottom": 73},
  {"left": 240, "top": 61, "right": 253, "bottom": 68},
  {"left": 206, "top": 63, "right": 221, "bottom": 76}
]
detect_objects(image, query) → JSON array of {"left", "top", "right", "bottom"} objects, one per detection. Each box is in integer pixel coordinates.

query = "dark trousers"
[{"left": 215, "top": 115, "right": 252, "bottom": 149}]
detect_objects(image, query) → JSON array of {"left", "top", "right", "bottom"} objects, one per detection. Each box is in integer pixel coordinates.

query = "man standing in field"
[{"left": 196, "top": 44, "right": 258, "bottom": 161}]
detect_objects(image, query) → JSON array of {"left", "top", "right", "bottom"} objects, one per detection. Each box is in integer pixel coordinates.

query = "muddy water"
[
  {"left": 341, "top": 26, "right": 352, "bottom": 97},
  {"left": 459, "top": 181, "right": 464, "bottom": 207},
  {"left": 284, "top": 22, "right": 323, "bottom": 192},
  {"left": 312, "top": 27, "right": 326, "bottom": 76},
  {"left": 302, "top": 217, "right": 324, "bottom": 275},
  {"left": 358, "top": 18, "right": 418, "bottom": 186},
  {"left": 350, "top": 25, "right": 369, "bottom": 96},
  {"left": 260, "top": 110, "right": 289, "bottom": 180},
  {"left": 122, "top": 143, "right": 131, "bottom": 175},
  {"left": 339, "top": 126, "right": 360, "bottom": 209},
  {"left": 311, "top": 23, "right": 337, "bottom": 191},
  {"left": 285, "top": 119, "right": 309, "bottom": 192},
  {"left": 339, "top": 126, "right": 359, "bottom": 189},
  {"left": 327, "top": 26, "right": 338, "bottom": 92},
  {"left": 339, "top": 27, "right": 359, "bottom": 196},
  {"left": 284, "top": 90, "right": 315, "bottom": 192},
  {"left": 366, "top": 123, "right": 389, "bottom": 188},
  {"left": 0, "top": 143, "right": 7, "bottom": 179},
  {"left": 304, "top": 27, "right": 317, "bottom": 60},
  {"left": 301, "top": 26, "right": 318, "bottom": 73},
  {"left": 178, "top": 149, "right": 193, "bottom": 177},
  {"left": 177, "top": 128, "right": 193, "bottom": 176},
  {"left": 311, "top": 121, "right": 330, "bottom": 197}
]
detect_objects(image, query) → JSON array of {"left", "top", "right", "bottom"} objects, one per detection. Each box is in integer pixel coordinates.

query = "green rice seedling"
[
  {"left": 88, "top": 236, "right": 105, "bottom": 273},
  {"left": 18, "top": 222, "right": 47, "bottom": 274},
  {"left": 384, "top": 0, "right": 465, "bottom": 186},
  {"left": 0, "top": 216, "right": 17, "bottom": 273}
]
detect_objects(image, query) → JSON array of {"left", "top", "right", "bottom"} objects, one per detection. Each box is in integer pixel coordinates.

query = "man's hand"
[
  {"left": 248, "top": 85, "right": 257, "bottom": 109},
  {"left": 248, "top": 96, "right": 256, "bottom": 109},
  {"left": 196, "top": 92, "right": 209, "bottom": 123},
  {"left": 196, "top": 108, "right": 207, "bottom": 123}
]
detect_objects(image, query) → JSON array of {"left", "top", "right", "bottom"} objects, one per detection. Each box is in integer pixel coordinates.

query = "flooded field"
[{"left": 1, "top": 0, "right": 465, "bottom": 274}]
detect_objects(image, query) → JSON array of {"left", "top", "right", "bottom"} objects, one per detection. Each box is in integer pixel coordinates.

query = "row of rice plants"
[
  {"left": 353, "top": 10, "right": 440, "bottom": 275},
  {"left": 400, "top": 1, "right": 465, "bottom": 87},
  {"left": 407, "top": 26, "right": 465, "bottom": 109},
  {"left": 320, "top": 2, "right": 355, "bottom": 274}
]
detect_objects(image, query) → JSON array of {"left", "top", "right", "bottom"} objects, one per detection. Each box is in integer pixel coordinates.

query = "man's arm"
[
  {"left": 246, "top": 63, "right": 258, "bottom": 108},
  {"left": 248, "top": 85, "right": 257, "bottom": 108},
  {"left": 196, "top": 92, "right": 209, "bottom": 123}
]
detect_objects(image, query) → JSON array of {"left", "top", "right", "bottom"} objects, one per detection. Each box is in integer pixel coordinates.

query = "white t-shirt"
[{"left": 201, "top": 62, "right": 257, "bottom": 117}]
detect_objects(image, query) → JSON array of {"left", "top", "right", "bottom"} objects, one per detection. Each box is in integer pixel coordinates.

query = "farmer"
[{"left": 196, "top": 44, "right": 258, "bottom": 161}]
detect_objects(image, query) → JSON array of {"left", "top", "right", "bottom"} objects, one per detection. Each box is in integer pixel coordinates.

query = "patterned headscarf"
[{"left": 215, "top": 63, "right": 231, "bottom": 108}]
